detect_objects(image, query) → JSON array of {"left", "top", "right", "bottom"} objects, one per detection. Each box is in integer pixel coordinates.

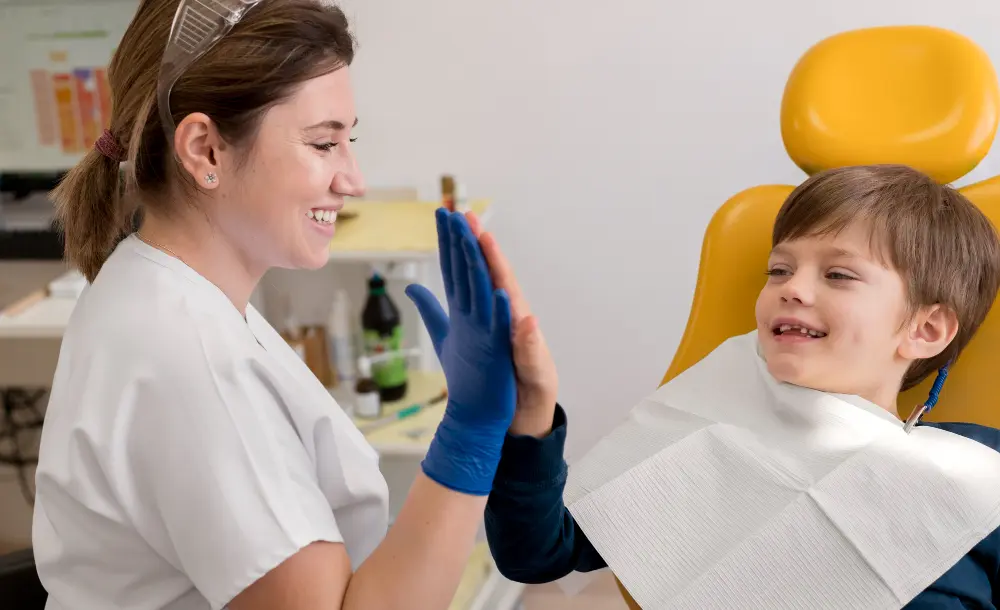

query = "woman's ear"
[
  {"left": 173, "top": 112, "right": 222, "bottom": 190},
  {"left": 900, "top": 304, "right": 959, "bottom": 361}
]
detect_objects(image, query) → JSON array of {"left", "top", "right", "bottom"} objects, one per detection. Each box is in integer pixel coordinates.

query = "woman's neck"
[{"left": 138, "top": 210, "right": 263, "bottom": 315}]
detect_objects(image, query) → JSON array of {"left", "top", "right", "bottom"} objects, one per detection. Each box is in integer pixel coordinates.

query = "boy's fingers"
[
  {"left": 465, "top": 211, "right": 484, "bottom": 238},
  {"left": 479, "top": 232, "right": 530, "bottom": 322},
  {"left": 513, "top": 315, "right": 539, "bottom": 356}
]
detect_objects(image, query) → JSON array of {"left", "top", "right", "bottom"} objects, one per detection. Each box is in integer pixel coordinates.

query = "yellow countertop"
[
  {"left": 330, "top": 200, "right": 491, "bottom": 260},
  {"left": 350, "top": 369, "right": 448, "bottom": 455},
  {"left": 450, "top": 542, "right": 494, "bottom": 610}
]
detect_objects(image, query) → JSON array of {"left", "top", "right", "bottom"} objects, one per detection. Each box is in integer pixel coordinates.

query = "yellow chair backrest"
[{"left": 617, "top": 25, "right": 1000, "bottom": 609}]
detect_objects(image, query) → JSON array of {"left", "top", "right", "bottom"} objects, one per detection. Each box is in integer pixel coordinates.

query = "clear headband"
[{"left": 157, "top": 0, "right": 263, "bottom": 140}]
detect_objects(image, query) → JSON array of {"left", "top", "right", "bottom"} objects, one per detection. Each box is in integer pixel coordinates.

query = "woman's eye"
[
  {"left": 765, "top": 268, "right": 789, "bottom": 277},
  {"left": 312, "top": 138, "right": 357, "bottom": 152}
]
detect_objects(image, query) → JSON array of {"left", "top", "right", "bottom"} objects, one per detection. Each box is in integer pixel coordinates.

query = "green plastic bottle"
[{"left": 361, "top": 273, "right": 408, "bottom": 402}]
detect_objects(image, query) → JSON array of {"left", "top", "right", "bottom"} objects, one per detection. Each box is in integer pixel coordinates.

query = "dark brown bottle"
[{"left": 361, "top": 273, "right": 408, "bottom": 402}]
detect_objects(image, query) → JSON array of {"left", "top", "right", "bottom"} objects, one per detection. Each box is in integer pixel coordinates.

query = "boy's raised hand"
[{"left": 465, "top": 212, "right": 559, "bottom": 437}]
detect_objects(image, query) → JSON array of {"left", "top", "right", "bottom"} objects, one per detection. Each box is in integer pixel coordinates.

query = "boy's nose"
[{"left": 779, "top": 275, "right": 815, "bottom": 306}]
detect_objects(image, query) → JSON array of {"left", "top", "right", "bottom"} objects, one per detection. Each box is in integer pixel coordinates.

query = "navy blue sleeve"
[
  {"left": 484, "top": 405, "right": 608, "bottom": 583},
  {"left": 905, "top": 422, "right": 1000, "bottom": 609}
]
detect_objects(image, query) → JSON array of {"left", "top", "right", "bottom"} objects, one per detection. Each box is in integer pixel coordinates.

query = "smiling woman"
[
  {"left": 34, "top": 2, "right": 519, "bottom": 610},
  {"left": 52, "top": 0, "right": 364, "bottom": 308}
]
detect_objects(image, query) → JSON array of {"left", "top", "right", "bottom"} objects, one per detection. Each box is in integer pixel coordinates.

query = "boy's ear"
[{"left": 899, "top": 304, "right": 958, "bottom": 361}]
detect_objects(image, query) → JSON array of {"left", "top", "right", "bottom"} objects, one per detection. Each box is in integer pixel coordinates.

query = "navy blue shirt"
[{"left": 485, "top": 406, "right": 1000, "bottom": 608}]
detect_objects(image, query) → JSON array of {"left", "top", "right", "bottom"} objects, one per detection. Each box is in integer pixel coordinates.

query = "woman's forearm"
[{"left": 343, "top": 473, "right": 486, "bottom": 610}]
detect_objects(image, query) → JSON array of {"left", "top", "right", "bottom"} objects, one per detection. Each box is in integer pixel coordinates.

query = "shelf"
[
  {"left": 329, "top": 200, "right": 492, "bottom": 262},
  {"left": 0, "top": 293, "right": 76, "bottom": 339},
  {"left": 334, "top": 369, "right": 448, "bottom": 456}
]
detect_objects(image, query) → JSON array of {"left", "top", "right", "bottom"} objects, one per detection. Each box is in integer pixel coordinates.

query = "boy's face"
[{"left": 754, "top": 221, "right": 912, "bottom": 408}]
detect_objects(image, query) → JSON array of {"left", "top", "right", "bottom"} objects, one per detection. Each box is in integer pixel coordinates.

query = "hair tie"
[{"left": 95, "top": 129, "right": 125, "bottom": 162}]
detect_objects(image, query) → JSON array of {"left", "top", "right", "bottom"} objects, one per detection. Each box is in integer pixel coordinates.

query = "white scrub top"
[{"left": 32, "top": 235, "right": 389, "bottom": 610}]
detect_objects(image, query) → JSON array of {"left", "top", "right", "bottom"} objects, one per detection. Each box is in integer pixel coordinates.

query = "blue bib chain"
[{"left": 902, "top": 364, "right": 950, "bottom": 433}]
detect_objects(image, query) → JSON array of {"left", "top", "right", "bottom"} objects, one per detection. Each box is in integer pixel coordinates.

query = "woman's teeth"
[{"left": 308, "top": 209, "right": 337, "bottom": 225}]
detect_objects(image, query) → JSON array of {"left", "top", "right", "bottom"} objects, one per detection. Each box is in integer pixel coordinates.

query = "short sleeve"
[{"left": 118, "top": 343, "right": 343, "bottom": 609}]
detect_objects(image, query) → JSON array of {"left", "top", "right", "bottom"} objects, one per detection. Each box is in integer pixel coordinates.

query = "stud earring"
[{"left": 205, "top": 172, "right": 218, "bottom": 185}]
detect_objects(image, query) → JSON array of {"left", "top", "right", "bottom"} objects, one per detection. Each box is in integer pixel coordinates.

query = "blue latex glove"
[{"left": 405, "top": 209, "right": 516, "bottom": 496}]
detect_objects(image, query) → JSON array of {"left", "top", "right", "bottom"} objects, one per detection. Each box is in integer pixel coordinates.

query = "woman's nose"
[{"left": 331, "top": 151, "right": 366, "bottom": 198}]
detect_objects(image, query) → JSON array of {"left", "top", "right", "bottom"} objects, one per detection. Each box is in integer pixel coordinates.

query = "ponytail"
[{"left": 51, "top": 145, "right": 132, "bottom": 283}]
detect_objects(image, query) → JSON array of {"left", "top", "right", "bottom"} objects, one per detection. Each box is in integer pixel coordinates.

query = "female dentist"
[{"left": 33, "top": 1, "right": 519, "bottom": 609}]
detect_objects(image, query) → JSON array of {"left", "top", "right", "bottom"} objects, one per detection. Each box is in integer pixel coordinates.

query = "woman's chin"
[
  {"left": 284, "top": 241, "right": 332, "bottom": 271},
  {"left": 300, "top": 248, "right": 330, "bottom": 270}
]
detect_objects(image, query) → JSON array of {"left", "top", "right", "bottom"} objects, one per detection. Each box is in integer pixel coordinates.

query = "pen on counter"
[{"left": 356, "top": 389, "right": 448, "bottom": 434}]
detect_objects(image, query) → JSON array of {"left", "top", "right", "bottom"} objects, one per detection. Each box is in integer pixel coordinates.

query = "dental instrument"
[{"left": 903, "top": 364, "right": 950, "bottom": 433}]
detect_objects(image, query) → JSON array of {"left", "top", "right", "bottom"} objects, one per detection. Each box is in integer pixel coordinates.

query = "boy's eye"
[
  {"left": 765, "top": 268, "right": 790, "bottom": 277},
  {"left": 826, "top": 271, "right": 857, "bottom": 281}
]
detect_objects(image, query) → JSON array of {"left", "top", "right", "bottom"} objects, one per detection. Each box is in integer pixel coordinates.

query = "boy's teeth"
[{"left": 777, "top": 323, "right": 826, "bottom": 338}]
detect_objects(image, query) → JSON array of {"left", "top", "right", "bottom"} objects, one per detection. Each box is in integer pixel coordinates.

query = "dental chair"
[{"left": 616, "top": 25, "right": 1000, "bottom": 609}]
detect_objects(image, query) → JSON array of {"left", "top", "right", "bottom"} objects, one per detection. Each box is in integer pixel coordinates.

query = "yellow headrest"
[{"left": 781, "top": 25, "right": 1000, "bottom": 184}]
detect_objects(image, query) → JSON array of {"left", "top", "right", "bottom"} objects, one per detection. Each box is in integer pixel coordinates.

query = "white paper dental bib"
[{"left": 564, "top": 331, "right": 1000, "bottom": 609}]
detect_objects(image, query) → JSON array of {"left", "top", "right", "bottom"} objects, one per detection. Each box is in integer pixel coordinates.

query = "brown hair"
[
  {"left": 772, "top": 164, "right": 1000, "bottom": 390},
  {"left": 51, "top": 0, "right": 356, "bottom": 281}
]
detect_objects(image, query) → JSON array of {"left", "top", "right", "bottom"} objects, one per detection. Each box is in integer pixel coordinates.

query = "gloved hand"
[{"left": 405, "top": 209, "right": 516, "bottom": 496}]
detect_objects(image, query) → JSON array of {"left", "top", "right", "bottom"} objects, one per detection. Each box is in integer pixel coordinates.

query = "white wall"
[{"left": 334, "top": 0, "right": 1000, "bottom": 461}]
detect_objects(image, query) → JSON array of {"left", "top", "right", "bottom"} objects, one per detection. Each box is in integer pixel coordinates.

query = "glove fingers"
[
  {"left": 435, "top": 208, "right": 454, "bottom": 303},
  {"left": 448, "top": 213, "right": 472, "bottom": 314},
  {"left": 462, "top": 231, "right": 494, "bottom": 328},
  {"left": 491, "top": 288, "right": 513, "bottom": 348},
  {"left": 405, "top": 284, "right": 449, "bottom": 355}
]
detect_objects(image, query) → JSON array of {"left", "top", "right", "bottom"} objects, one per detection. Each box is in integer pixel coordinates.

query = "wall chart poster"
[{"left": 0, "top": 0, "right": 136, "bottom": 173}]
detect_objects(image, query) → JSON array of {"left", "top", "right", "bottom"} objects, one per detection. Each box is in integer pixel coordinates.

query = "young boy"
[{"left": 477, "top": 164, "right": 1000, "bottom": 608}]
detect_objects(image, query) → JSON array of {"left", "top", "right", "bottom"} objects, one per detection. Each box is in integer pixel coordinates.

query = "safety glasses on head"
[{"left": 157, "top": 0, "right": 263, "bottom": 141}]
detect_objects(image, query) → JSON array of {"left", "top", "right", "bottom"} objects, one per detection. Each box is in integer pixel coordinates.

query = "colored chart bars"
[{"left": 30, "top": 66, "right": 111, "bottom": 155}]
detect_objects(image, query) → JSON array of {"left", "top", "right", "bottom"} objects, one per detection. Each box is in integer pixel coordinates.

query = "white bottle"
[
  {"left": 328, "top": 289, "right": 356, "bottom": 385},
  {"left": 354, "top": 356, "right": 382, "bottom": 418}
]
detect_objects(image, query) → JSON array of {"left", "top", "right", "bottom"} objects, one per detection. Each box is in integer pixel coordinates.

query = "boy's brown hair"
[{"left": 772, "top": 164, "right": 1000, "bottom": 390}]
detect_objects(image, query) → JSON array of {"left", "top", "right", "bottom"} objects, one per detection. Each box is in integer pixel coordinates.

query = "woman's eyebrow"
[{"left": 304, "top": 117, "right": 359, "bottom": 131}]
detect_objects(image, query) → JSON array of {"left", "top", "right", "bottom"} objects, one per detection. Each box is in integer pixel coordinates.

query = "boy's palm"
[{"left": 466, "top": 213, "right": 559, "bottom": 416}]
